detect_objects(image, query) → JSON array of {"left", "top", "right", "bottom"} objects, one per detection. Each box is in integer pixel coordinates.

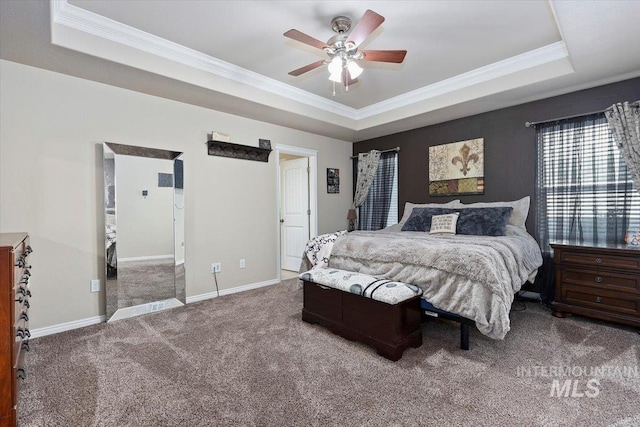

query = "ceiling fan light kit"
[{"left": 284, "top": 10, "right": 407, "bottom": 96}]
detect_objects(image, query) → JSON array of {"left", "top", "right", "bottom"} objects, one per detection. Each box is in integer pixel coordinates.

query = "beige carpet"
[{"left": 19, "top": 279, "right": 640, "bottom": 426}]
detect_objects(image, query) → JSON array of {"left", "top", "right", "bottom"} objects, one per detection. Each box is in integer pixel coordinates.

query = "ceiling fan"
[{"left": 284, "top": 10, "right": 407, "bottom": 93}]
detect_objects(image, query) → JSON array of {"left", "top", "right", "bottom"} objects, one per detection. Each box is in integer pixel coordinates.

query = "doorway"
[{"left": 276, "top": 144, "right": 318, "bottom": 279}]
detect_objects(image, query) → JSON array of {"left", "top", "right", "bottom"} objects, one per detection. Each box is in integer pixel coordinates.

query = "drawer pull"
[
  {"left": 317, "top": 284, "right": 332, "bottom": 290},
  {"left": 594, "top": 257, "right": 602, "bottom": 264},
  {"left": 594, "top": 276, "right": 603, "bottom": 283},
  {"left": 16, "top": 369, "right": 26, "bottom": 380},
  {"left": 16, "top": 297, "right": 30, "bottom": 308},
  {"left": 17, "top": 327, "right": 31, "bottom": 339},
  {"left": 595, "top": 296, "right": 602, "bottom": 303}
]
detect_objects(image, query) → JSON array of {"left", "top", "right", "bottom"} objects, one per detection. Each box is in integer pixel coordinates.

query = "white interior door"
[{"left": 280, "top": 157, "right": 310, "bottom": 271}]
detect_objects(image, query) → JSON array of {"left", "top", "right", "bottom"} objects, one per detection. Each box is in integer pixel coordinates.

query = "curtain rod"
[
  {"left": 350, "top": 147, "right": 401, "bottom": 159},
  {"left": 525, "top": 101, "right": 639, "bottom": 128},
  {"left": 524, "top": 108, "right": 609, "bottom": 128}
]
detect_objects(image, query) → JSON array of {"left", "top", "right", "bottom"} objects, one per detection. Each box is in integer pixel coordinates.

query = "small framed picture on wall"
[{"left": 327, "top": 168, "right": 340, "bottom": 193}]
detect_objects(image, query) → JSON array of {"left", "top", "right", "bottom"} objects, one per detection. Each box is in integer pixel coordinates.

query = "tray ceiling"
[{"left": 1, "top": 1, "right": 639, "bottom": 141}]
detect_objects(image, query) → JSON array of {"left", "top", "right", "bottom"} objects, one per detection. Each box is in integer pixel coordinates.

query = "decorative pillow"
[
  {"left": 458, "top": 196, "right": 530, "bottom": 230},
  {"left": 401, "top": 207, "right": 456, "bottom": 231},
  {"left": 398, "top": 200, "right": 461, "bottom": 227},
  {"left": 429, "top": 213, "right": 459, "bottom": 235},
  {"left": 456, "top": 207, "right": 513, "bottom": 236}
]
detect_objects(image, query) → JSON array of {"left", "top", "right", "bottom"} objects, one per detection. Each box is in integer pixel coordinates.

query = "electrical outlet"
[
  {"left": 211, "top": 263, "right": 221, "bottom": 273},
  {"left": 90, "top": 279, "right": 100, "bottom": 293},
  {"left": 240, "top": 259, "right": 246, "bottom": 269}
]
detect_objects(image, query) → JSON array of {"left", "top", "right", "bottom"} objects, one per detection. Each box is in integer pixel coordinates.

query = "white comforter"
[{"left": 327, "top": 225, "right": 542, "bottom": 339}]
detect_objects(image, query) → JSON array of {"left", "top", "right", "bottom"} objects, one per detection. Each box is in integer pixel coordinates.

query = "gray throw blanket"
[{"left": 328, "top": 225, "right": 542, "bottom": 339}]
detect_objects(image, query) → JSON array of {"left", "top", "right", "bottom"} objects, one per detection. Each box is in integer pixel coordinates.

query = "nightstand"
[{"left": 550, "top": 243, "right": 640, "bottom": 328}]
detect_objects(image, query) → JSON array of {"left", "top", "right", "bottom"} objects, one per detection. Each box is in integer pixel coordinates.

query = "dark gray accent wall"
[{"left": 354, "top": 77, "right": 640, "bottom": 240}]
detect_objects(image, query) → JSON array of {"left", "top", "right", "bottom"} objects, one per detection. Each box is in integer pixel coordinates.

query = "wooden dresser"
[
  {"left": 551, "top": 243, "right": 640, "bottom": 328},
  {"left": 1, "top": 233, "right": 32, "bottom": 427}
]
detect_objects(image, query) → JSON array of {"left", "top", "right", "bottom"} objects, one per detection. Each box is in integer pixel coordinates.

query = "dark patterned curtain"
[
  {"left": 535, "top": 112, "right": 640, "bottom": 304},
  {"left": 358, "top": 152, "right": 398, "bottom": 230}
]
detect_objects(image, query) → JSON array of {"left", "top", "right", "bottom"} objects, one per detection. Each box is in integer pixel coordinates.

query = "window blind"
[{"left": 536, "top": 113, "right": 640, "bottom": 249}]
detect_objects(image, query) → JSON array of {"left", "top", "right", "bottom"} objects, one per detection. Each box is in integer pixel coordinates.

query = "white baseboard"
[
  {"left": 186, "top": 278, "right": 280, "bottom": 303},
  {"left": 107, "top": 298, "right": 184, "bottom": 322},
  {"left": 119, "top": 254, "right": 173, "bottom": 262},
  {"left": 31, "top": 278, "right": 281, "bottom": 337},
  {"left": 29, "top": 315, "right": 106, "bottom": 339}
]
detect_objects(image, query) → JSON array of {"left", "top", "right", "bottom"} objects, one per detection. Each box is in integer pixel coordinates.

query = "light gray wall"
[
  {"left": 115, "top": 155, "right": 174, "bottom": 259},
  {"left": 0, "top": 59, "right": 353, "bottom": 330}
]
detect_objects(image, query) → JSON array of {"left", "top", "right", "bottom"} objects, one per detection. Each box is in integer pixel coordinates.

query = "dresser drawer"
[
  {"left": 13, "top": 318, "right": 28, "bottom": 363},
  {"left": 14, "top": 296, "right": 29, "bottom": 324},
  {"left": 13, "top": 342, "right": 26, "bottom": 407},
  {"left": 562, "top": 286, "right": 639, "bottom": 316},
  {"left": 14, "top": 304, "right": 29, "bottom": 326},
  {"left": 560, "top": 268, "right": 639, "bottom": 293},
  {"left": 559, "top": 249, "right": 640, "bottom": 271}
]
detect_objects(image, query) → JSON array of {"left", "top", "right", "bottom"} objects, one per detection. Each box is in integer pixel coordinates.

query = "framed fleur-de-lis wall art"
[{"left": 428, "top": 138, "right": 484, "bottom": 196}]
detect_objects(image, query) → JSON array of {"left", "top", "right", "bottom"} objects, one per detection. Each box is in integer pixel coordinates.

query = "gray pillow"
[
  {"left": 401, "top": 208, "right": 456, "bottom": 231},
  {"left": 458, "top": 197, "right": 529, "bottom": 230},
  {"left": 456, "top": 207, "right": 513, "bottom": 236}
]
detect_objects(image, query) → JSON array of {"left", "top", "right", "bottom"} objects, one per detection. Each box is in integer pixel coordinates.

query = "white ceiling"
[{"left": 2, "top": 1, "right": 639, "bottom": 141}]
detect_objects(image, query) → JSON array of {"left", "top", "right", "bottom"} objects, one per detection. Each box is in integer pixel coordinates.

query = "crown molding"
[
  {"left": 50, "top": 0, "right": 358, "bottom": 118},
  {"left": 356, "top": 41, "right": 570, "bottom": 120},
  {"left": 50, "top": 0, "right": 572, "bottom": 130}
]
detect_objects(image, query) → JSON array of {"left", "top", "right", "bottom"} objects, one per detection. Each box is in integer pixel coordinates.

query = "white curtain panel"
[
  {"left": 352, "top": 150, "right": 381, "bottom": 208},
  {"left": 605, "top": 100, "right": 640, "bottom": 192}
]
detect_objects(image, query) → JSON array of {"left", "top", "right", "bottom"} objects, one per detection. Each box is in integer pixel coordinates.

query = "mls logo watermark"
[
  {"left": 517, "top": 365, "right": 639, "bottom": 398},
  {"left": 550, "top": 379, "right": 600, "bottom": 398}
]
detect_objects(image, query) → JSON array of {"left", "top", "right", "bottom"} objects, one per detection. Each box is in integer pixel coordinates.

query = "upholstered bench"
[{"left": 299, "top": 268, "right": 423, "bottom": 361}]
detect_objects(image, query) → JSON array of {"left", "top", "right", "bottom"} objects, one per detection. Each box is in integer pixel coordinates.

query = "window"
[
  {"left": 536, "top": 113, "right": 640, "bottom": 249},
  {"left": 358, "top": 151, "right": 398, "bottom": 230}
]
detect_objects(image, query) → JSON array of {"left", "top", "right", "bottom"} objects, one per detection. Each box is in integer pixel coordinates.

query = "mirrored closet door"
[{"left": 104, "top": 142, "right": 185, "bottom": 322}]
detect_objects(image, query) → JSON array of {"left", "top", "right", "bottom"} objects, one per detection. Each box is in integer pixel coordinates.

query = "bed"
[{"left": 301, "top": 197, "right": 543, "bottom": 341}]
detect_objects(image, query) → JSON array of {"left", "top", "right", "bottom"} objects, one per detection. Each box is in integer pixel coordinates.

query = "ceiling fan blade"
[
  {"left": 361, "top": 50, "right": 407, "bottom": 63},
  {"left": 347, "top": 10, "right": 385, "bottom": 47},
  {"left": 288, "top": 60, "right": 325, "bottom": 77},
  {"left": 342, "top": 68, "right": 358, "bottom": 87},
  {"left": 284, "top": 29, "right": 328, "bottom": 50}
]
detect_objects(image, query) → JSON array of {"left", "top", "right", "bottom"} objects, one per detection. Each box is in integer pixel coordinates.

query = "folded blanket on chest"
[{"left": 327, "top": 226, "right": 542, "bottom": 340}]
